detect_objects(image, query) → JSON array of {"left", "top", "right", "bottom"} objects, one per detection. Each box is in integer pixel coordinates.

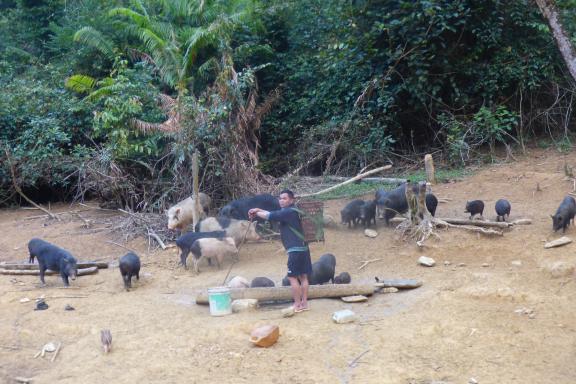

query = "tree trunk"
[
  {"left": 0, "top": 267, "right": 98, "bottom": 276},
  {"left": 195, "top": 283, "right": 375, "bottom": 305},
  {"left": 405, "top": 181, "right": 429, "bottom": 224},
  {"left": 0, "top": 262, "right": 108, "bottom": 270},
  {"left": 535, "top": 0, "right": 576, "bottom": 83}
]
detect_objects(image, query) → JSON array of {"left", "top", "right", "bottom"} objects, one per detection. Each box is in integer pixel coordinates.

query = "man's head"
[{"left": 278, "top": 189, "right": 295, "bottom": 208}]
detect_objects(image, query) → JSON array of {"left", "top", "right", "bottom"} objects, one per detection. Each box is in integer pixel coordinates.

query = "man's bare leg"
[
  {"left": 299, "top": 274, "right": 309, "bottom": 310},
  {"left": 288, "top": 276, "right": 302, "bottom": 310}
]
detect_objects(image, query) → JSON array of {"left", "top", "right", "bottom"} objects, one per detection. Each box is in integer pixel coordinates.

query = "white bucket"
[{"left": 208, "top": 287, "right": 232, "bottom": 316}]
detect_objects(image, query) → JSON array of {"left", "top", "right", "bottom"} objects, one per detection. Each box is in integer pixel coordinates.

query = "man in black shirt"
[{"left": 248, "top": 189, "right": 312, "bottom": 312}]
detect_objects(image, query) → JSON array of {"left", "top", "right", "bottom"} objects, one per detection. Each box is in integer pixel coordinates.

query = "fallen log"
[
  {"left": 0, "top": 266, "right": 98, "bottom": 276},
  {"left": 0, "top": 262, "right": 109, "bottom": 270},
  {"left": 437, "top": 218, "right": 512, "bottom": 228},
  {"left": 195, "top": 283, "right": 375, "bottom": 305},
  {"left": 434, "top": 219, "right": 503, "bottom": 236}
]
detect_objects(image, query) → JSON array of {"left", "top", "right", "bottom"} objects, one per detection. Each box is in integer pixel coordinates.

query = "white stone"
[
  {"left": 544, "top": 262, "right": 575, "bottom": 278},
  {"left": 227, "top": 276, "right": 250, "bottom": 289},
  {"left": 444, "top": 261, "right": 451, "bottom": 266},
  {"left": 231, "top": 299, "right": 258, "bottom": 313},
  {"left": 281, "top": 307, "right": 295, "bottom": 317},
  {"left": 19, "top": 298, "right": 30, "bottom": 303},
  {"left": 364, "top": 229, "right": 378, "bottom": 238},
  {"left": 418, "top": 256, "right": 436, "bottom": 267},
  {"left": 332, "top": 309, "right": 356, "bottom": 324},
  {"left": 511, "top": 260, "right": 522, "bottom": 267}
]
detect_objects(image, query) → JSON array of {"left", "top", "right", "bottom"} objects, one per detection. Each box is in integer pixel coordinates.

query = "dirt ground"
[{"left": 2, "top": 148, "right": 576, "bottom": 384}]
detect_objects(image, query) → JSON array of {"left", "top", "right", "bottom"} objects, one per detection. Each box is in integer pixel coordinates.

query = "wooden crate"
[{"left": 296, "top": 200, "right": 325, "bottom": 243}]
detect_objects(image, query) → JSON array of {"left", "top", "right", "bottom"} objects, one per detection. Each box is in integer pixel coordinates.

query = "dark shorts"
[{"left": 287, "top": 250, "right": 313, "bottom": 277}]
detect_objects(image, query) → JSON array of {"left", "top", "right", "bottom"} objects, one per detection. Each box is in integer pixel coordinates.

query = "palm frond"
[
  {"left": 197, "top": 57, "right": 220, "bottom": 80},
  {"left": 109, "top": 7, "right": 149, "bottom": 27},
  {"left": 65, "top": 74, "right": 97, "bottom": 94},
  {"left": 73, "top": 27, "right": 115, "bottom": 60}
]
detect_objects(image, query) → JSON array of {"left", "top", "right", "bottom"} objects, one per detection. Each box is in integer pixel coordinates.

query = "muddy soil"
[{"left": 1, "top": 148, "right": 576, "bottom": 384}]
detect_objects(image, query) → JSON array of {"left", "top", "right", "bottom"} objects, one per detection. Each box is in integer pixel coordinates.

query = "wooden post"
[
  {"left": 191, "top": 151, "right": 200, "bottom": 231},
  {"left": 424, "top": 154, "right": 436, "bottom": 184}
]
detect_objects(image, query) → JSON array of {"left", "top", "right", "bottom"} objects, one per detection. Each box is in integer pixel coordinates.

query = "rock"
[
  {"left": 374, "top": 279, "right": 422, "bottom": 289},
  {"left": 281, "top": 306, "right": 295, "bottom": 317},
  {"left": 458, "top": 263, "right": 466, "bottom": 267},
  {"left": 364, "top": 229, "right": 378, "bottom": 238},
  {"left": 19, "top": 298, "right": 30, "bottom": 303},
  {"left": 544, "top": 262, "right": 575, "bottom": 278},
  {"left": 544, "top": 236, "right": 572, "bottom": 249},
  {"left": 482, "top": 263, "right": 490, "bottom": 268},
  {"left": 511, "top": 260, "right": 522, "bottom": 267},
  {"left": 341, "top": 295, "right": 368, "bottom": 303},
  {"left": 323, "top": 214, "right": 337, "bottom": 227},
  {"left": 227, "top": 276, "right": 250, "bottom": 289},
  {"left": 418, "top": 256, "right": 436, "bottom": 267},
  {"left": 380, "top": 287, "right": 399, "bottom": 293},
  {"left": 528, "top": 313, "right": 536, "bottom": 319},
  {"left": 43, "top": 342, "right": 56, "bottom": 353},
  {"left": 332, "top": 309, "right": 356, "bottom": 324},
  {"left": 512, "top": 219, "right": 531, "bottom": 225},
  {"left": 231, "top": 299, "right": 258, "bottom": 313},
  {"left": 64, "top": 304, "right": 75, "bottom": 311},
  {"left": 444, "top": 261, "right": 451, "bottom": 266},
  {"left": 249, "top": 325, "right": 279, "bottom": 347},
  {"left": 468, "top": 378, "right": 478, "bottom": 384}
]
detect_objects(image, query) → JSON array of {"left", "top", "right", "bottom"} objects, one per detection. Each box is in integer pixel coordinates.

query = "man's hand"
[{"left": 248, "top": 208, "right": 261, "bottom": 220}]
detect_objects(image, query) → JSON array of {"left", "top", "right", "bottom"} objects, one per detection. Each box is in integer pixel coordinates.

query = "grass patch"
[{"left": 308, "top": 167, "right": 472, "bottom": 201}]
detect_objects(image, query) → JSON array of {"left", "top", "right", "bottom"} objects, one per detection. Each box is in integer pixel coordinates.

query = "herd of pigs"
[{"left": 22, "top": 182, "right": 576, "bottom": 290}]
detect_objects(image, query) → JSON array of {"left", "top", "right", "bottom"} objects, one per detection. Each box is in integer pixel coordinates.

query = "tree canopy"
[{"left": 0, "top": 0, "right": 574, "bottom": 207}]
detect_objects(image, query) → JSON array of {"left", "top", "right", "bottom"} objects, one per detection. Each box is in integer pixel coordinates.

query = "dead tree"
[
  {"left": 396, "top": 181, "right": 504, "bottom": 246},
  {"left": 535, "top": 0, "right": 576, "bottom": 83}
]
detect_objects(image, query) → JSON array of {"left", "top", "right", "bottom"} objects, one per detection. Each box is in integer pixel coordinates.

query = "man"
[{"left": 248, "top": 189, "right": 312, "bottom": 312}]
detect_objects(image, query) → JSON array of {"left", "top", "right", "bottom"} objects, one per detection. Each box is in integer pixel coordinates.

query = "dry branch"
[
  {"left": 436, "top": 218, "right": 512, "bottom": 228},
  {"left": 4, "top": 148, "right": 58, "bottom": 220},
  {"left": 297, "top": 165, "right": 392, "bottom": 197},
  {"left": 147, "top": 228, "right": 166, "bottom": 250},
  {"left": 196, "top": 283, "right": 375, "bottom": 304},
  {"left": 358, "top": 258, "right": 384, "bottom": 270},
  {"left": 323, "top": 176, "right": 407, "bottom": 184}
]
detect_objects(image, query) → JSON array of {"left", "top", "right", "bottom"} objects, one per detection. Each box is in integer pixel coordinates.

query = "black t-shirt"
[{"left": 267, "top": 205, "right": 308, "bottom": 252}]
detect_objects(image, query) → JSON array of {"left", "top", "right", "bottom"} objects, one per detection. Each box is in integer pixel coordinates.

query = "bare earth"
[{"left": 1, "top": 148, "right": 576, "bottom": 384}]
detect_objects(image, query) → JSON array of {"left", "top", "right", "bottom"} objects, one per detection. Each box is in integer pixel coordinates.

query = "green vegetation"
[{"left": 1, "top": 0, "right": 575, "bottom": 208}]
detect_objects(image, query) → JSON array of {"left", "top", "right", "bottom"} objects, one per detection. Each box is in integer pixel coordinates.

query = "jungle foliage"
[{"left": 0, "top": 0, "right": 575, "bottom": 208}]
